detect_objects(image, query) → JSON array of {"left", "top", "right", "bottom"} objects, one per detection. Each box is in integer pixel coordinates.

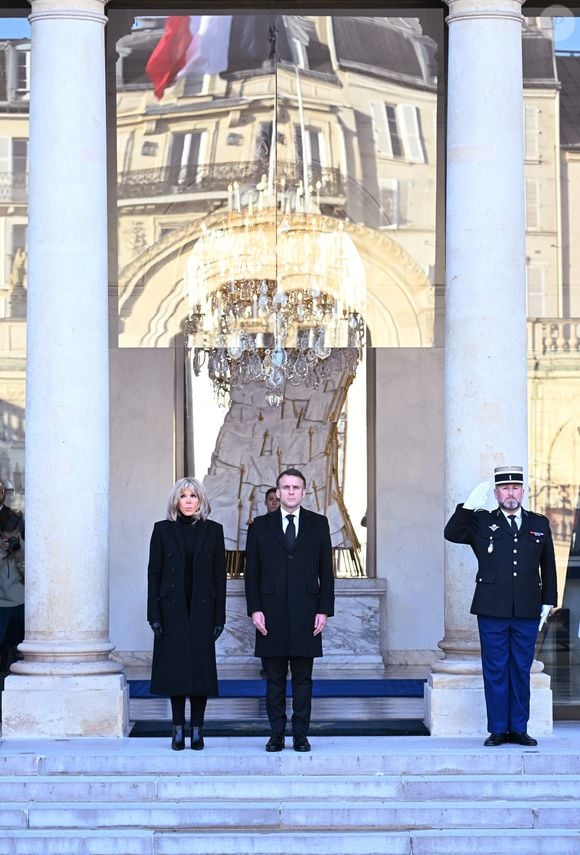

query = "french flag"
[{"left": 146, "top": 16, "right": 233, "bottom": 100}]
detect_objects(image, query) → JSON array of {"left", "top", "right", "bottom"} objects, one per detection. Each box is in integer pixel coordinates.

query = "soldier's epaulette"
[{"left": 524, "top": 509, "right": 548, "bottom": 520}]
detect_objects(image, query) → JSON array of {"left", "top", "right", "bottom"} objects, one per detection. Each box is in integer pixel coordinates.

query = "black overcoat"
[
  {"left": 244, "top": 508, "right": 334, "bottom": 658},
  {"left": 147, "top": 518, "right": 226, "bottom": 696},
  {"left": 444, "top": 505, "right": 557, "bottom": 619}
]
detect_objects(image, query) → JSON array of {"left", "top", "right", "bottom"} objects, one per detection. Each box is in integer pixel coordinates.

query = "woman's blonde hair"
[{"left": 166, "top": 477, "right": 211, "bottom": 521}]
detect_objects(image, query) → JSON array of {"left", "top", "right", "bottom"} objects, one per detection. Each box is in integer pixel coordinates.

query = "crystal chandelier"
[{"left": 185, "top": 200, "right": 366, "bottom": 407}]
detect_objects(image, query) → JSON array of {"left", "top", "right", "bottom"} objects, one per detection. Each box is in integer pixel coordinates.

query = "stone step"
[
  {"left": 0, "top": 830, "right": 153, "bottom": 855},
  {"left": 0, "top": 773, "right": 579, "bottom": 802},
  {"left": 153, "top": 829, "right": 580, "bottom": 855},
  {"left": 1, "top": 829, "right": 580, "bottom": 855},
  {"left": 2, "top": 736, "right": 579, "bottom": 777},
  {"left": 1, "top": 799, "right": 578, "bottom": 831}
]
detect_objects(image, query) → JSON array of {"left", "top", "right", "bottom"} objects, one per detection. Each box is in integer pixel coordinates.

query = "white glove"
[
  {"left": 538, "top": 605, "right": 553, "bottom": 632},
  {"left": 463, "top": 481, "right": 491, "bottom": 510}
]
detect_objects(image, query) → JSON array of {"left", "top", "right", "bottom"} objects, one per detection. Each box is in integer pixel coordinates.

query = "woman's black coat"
[{"left": 147, "top": 518, "right": 226, "bottom": 697}]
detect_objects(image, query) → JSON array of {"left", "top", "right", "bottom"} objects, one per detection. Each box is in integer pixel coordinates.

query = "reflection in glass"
[
  {"left": 0, "top": 19, "right": 29, "bottom": 511},
  {"left": 115, "top": 13, "right": 441, "bottom": 350}
]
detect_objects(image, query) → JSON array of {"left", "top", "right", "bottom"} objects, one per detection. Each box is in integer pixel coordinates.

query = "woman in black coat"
[{"left": 147, "top": 478, "right": 226, "bottom": 751}]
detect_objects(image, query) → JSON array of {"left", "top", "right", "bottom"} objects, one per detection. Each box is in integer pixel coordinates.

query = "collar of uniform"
[{"left": 500, "top": 508, "right": 522, "bottom": 525}]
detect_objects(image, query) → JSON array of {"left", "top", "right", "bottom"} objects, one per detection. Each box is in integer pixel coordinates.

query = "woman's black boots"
[
  {"left": 190, "top": 725, "right": 204, "bottom": 750},
  {"left": 171, "top": 725, "right": 185, "bottom": 751}
]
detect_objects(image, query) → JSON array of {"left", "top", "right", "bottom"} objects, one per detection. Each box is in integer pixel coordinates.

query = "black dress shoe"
[
  {"left": 509, "top": 731, "right": 538, "bottom": 746},
  {"left": 265, "top": 735, "right": 284, "bottom": 752},
  {"left": 171, "top": 725, "right": 185, "bottom": 751},
  {"left": 190, "top": 725, "right": 205, "bottom": 750},
  {"left": 293, "top": 735, "right": 311, "bottom": 752},
  {"left": 484, "top": 732, "right": 508, "bottom": 747}
]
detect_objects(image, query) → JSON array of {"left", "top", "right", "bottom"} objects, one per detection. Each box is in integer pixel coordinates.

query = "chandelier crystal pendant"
[{"left": 185, "top": 202, "right": 366, "bottom": 407}]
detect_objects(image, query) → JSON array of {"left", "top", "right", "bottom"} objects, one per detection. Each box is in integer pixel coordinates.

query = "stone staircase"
[{"left": 0, "top": 730, "right": 580, "bottom": 854}]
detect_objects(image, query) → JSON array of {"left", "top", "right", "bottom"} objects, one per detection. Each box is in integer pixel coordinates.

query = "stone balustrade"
[{"left": 528, "top": 318, "right": 580, "bottom": 359}]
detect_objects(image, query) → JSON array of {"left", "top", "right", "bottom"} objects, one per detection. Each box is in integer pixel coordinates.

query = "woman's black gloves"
[{"left": 149, "top": 621, "right": 164, "bottom": 639}]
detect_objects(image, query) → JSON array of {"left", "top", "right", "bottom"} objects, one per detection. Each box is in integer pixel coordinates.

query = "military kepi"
[{"left": 494, "top": 465, "right": 524, "bottom": 485}]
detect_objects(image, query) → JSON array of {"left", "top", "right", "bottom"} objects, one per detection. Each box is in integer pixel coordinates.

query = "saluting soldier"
[{"left": 444, "top": 466, "right": 557, "bottom": 747}]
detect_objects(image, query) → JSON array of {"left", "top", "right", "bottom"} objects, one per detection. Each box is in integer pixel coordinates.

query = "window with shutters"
[
  {"left": 15, "top": 46, "right": 29, "bottom": 99},
  {"left": 378, "top": 179, "right": 410, "bottom": 228},
  {"left": 182, "top": 73, "right": 207, "bottom": 97},
  {"left": 294, "top": 126, "right": 326, "bottom": 184},
  {"left": 370, "top": 102, "right": 426, "bottom": 163},
  {"left": 168, "top": 131, "right": 206, "bottom": 186},
  {"left": 525, "top": 179, "right": 541, "bottom": 230},
  {"left": 0, "top": 48, "right": 7, "bottom": 102},
  {"left": 526, "top": 265, "right": 546, "bottom": 317},
  {"left": 0, "top": 138, "right": 28, "bottom": 202},
  {"left": 524, "top": 104, "right": 540, "bottom": 162},
  {"left": 385, "top": 106, "right": 403, "bottom": 158}
]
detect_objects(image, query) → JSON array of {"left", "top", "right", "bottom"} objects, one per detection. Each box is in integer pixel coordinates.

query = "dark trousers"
[
  {"left": 0, "top": 605, "right": 24, "bottom": 671},
  {"left": 478, "top": 614, "right": 538, "bottom": 733},
  {"left": 263, "top": 656, "right": 313, "bottom": 737},
  {"left": 0, "top": 604, "right": 24, "bottom": 648}
]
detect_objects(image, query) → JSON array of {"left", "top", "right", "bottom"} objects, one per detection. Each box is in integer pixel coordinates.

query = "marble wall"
[{"left": 217, "top": 578, "right": 387, "bottom": 675}]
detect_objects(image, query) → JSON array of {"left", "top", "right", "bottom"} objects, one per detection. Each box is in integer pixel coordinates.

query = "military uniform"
[{"left": 445, "top": 497, "right": 557, "bottom": 735}]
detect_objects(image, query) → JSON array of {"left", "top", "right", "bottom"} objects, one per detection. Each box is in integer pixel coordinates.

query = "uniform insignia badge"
[{"left": 487, "top": 525, "right": 499, "bottom": 553}]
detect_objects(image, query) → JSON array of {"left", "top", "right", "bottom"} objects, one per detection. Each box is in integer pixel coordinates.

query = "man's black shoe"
[
  {"left": 509, "top": 732, "right": 538, "bottom": 746},
  {"left": 483, "top": 732, "right": 508, "bottom": 747},
  {"left": 265, "top": 735, "right": 284, "bottom": 752},
  {"left": 293, "top": 735, "right": 311, "bottom": 752}
]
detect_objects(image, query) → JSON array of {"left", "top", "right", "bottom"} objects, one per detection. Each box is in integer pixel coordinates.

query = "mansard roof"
[{"left": 557, "top": 54, "right": 580, "bottom": 148}]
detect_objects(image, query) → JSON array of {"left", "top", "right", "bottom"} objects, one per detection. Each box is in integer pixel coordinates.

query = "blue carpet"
[{"left": 129, "top": 678, "right": 426, "bottom": 699}]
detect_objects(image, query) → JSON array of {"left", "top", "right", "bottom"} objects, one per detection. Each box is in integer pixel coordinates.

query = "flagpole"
[
  {"left": 267, "top": 19, "right": 277, "bottom": 200},
  {"left": 295, "top": 64, "right": 309, "bottom": 212}
]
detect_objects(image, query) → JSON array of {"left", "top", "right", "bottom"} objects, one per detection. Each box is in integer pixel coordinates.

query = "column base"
[
  {"left": 1, "top": 673, "right": 129, "bottom": 738},
  {"left": 424, "top": 669, "right": 553, "bottom": 737}
]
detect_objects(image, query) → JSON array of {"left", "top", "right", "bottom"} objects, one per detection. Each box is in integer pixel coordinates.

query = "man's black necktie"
[
  {"left": 508, "top": 514, "right": 518, "bottom": 534},
  {"left": 285, "top": 514, "right": 296, "bottom": 547}
]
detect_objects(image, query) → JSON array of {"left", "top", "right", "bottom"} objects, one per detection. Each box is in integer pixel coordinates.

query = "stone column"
[
  {"left": 424, "top": 0, "right": 552, "bottom": 735},
  {"left": 2, "top": 0, "right": 129, "bottom": 737}
]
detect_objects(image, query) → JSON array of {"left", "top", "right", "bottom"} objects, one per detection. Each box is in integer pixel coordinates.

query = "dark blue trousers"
[{"left": 477, "top": 614, "right": 538, "bottom": 733}]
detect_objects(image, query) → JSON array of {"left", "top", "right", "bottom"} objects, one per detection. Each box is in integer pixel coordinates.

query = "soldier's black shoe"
[
  {"left": 509, "top": 732, "right": 538, "bottom": 746},
  {"left": 265, "top": 735, "right": 285, "bottom": 752},
  {"left": 484, "top": 732, "right": 508, "bottom": 747}
]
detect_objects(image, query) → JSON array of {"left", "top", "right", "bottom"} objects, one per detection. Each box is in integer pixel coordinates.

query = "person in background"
[
  {"left": 265, "top": 486, "right": 280, "bottom": 514},
  {"left": 0, "top": 479, "right": 25, "bottom": 674},
  {"left": 444, "top": 465, "right": 557, "bottom": 747},
  {"left": 147, "top": 477, "right": 226, "bottom": 751}
]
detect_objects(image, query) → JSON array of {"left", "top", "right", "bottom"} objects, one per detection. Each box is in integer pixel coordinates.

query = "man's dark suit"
[
  {"left": 245, "top": 507, "right": 334, "bottom": 737},
  {"left": 444, "top": 504, "right": 557, "bottom": 732}
]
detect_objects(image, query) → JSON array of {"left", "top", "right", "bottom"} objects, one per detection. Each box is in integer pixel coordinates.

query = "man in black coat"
[
  {"left": 245, "top": 467, "right": 334, "bottom": 752},
  {"left": 444, "top": 465, "right": 557, "bottom": 747}
]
